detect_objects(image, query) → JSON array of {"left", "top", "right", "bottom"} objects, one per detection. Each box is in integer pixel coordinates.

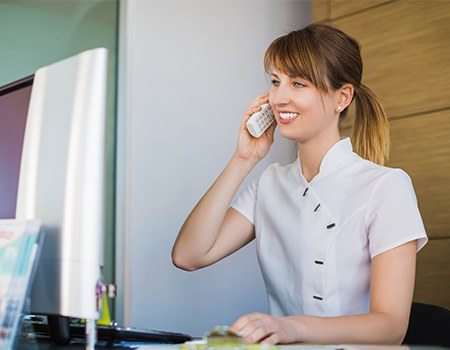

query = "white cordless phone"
[{"left": 246, "top": 103, "right": 275, "bottom": 138}]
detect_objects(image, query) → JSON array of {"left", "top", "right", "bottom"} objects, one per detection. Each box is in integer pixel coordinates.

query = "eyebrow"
[{"left": 271, "top": 73, "right": 307, "bottom": 82}]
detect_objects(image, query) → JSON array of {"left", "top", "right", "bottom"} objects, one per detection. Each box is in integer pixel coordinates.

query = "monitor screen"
[{"left": 0, "top": 76, "right": 33, "bottom": 219}]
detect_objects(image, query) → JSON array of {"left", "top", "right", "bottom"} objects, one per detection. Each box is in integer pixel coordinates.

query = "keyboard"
[{"left": 31, "top": 321, "right": 193, "bottom": 344}]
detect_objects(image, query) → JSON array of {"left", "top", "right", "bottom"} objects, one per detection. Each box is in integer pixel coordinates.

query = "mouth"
[
  {"left": 279, "top": 112, "right": 299, "bottom": 119},
  {"left": 279, "top": 112, "right": 300, "bottom": 121}
]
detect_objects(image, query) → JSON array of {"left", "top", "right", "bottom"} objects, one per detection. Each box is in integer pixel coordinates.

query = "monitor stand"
[{"left": 47, "top": 315, "right": 70, "bottom": 345}]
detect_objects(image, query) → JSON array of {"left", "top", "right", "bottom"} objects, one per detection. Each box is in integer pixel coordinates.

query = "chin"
[{"left": 278, "top": 127, "right": 305, "bottom": 142}]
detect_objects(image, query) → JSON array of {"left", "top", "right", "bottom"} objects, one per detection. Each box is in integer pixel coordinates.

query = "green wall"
[{"left": 0, "top": 0, "right": 118, "bottom": 315}]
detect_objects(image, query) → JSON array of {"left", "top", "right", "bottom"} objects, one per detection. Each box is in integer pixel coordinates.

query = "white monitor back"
[{"left": 16, "top": 48, "right": 108, "bottom": 319}]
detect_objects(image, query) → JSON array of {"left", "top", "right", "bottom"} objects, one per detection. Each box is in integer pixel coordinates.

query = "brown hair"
[{"left": 264, "top": 23, "right": 390, "bottom": 165}]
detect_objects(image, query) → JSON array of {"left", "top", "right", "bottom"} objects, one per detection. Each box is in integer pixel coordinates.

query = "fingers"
[
  {"left": 246, "top": 105, "right": 263, "bottom": 117},
  {"left": 249, "top": 94, "right": 269, "bottom": 111},
  {"left": 230, "top": 313, "right": 263, "bottom": 334},
  {"left": 241, "top": 105, "right": 263, "bottom": 128},
  {"left": 246, "top": 319, "right": 278, "bottom": 344},
  {"left": 261, "top": 333, "right": 279, "bottom": 345},
  {"left": 230, "top": 313, "right": 278, "bottom": 344},
  {"left": 248, "top": 92, "right": 270, "bottom": 113},
  {"left": 266, "top": 122, "right": 277, "bottom": 140},
  {"left": 250, "top": 91, "right": 269, "bottom": 106},
  {"left": 242, "top": 92, "right": 270, "bottom": 126}
]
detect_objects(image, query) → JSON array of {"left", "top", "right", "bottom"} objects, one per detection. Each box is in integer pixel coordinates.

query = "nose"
[{"left": 269, "top": 84, "right": 291, "bottom": 108}]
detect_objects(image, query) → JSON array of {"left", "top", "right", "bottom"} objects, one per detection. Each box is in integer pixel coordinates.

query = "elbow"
[
  {"left": 391, "top": 330, "right": 407, "bottom": 345},
  {"left": 171, "top": 250, "right": 199, "bottom": 272},
  {"left": 395, "top": 323, "right": 408, "bottom": 345},
  {"left": 379, "top": 312, "right": 409, "bottom": 345},
  {"left": 393, "top": 315, "right": 410, "bottom": 345}
]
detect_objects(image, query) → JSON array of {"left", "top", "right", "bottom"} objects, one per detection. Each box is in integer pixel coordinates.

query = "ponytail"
[{"left": 352, "top": 84, "right": 390, "bottom": 165}]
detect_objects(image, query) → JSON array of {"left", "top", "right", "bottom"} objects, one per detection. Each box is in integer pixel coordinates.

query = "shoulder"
[
  {"left": 258, "top": 158, "right": 298, "bottom": 183},
  {"left": 354, "top": 156, "right": 419, "bottom": 215},
  {"left": 351, "top": 153, "right": 413, "bottom": 188}
]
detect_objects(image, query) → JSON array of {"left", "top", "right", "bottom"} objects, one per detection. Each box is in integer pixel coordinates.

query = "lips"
[{"left": 277, "top": 111, "right": 300, "bottom": 124}]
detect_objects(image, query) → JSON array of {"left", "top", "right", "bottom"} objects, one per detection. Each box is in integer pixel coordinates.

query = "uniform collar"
[{"left": 295, "top": 137, "right": 354, "bottom": 185}]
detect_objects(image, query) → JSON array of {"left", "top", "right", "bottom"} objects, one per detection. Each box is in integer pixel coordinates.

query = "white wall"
[{"left": 117, "top": 0, "right": 311, "bottom": 337}]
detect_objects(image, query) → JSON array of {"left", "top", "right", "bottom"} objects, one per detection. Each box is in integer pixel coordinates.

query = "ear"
[{"left": 336, "top": 83, "right": 354, "bottom": 111}]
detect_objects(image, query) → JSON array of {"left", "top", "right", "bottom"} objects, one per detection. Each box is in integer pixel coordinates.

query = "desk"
[{"left": 15, "top": 338, "right": 450, "bottom": 350}]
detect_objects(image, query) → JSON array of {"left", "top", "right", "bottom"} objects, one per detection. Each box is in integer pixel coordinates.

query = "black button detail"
[
  {"left": 313, "top": 295, "right": 323, "bottom": 300},
  {"left": 326, "top": 223, "right": 336, "bottom": 229},
  {"left": 303, "top": 187, "right": 309, "bottom": 196},
  {"left": 314, "top": 204, "right": 321, "bottom": 212},
  {"left": 314, "top": 260, "right": 324, "bottom": 265}
]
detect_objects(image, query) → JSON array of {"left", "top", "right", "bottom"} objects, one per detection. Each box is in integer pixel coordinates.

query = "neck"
[{"left": 297, "top": 130, "right": 341, "bottom": 182}]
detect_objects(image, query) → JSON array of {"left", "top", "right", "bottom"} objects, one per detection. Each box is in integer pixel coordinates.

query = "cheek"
[
  {"left": 268, "top": 88, "right": 275, "bottom": 104},
  {"left": 303, "top": 95, "right": 331, "bottom": 119},
  {"left": 299, "top": 98, "right": 329, "bottom": 129},
  {"left": 294, "top": 91, "right": 316, "bottom": 108}
]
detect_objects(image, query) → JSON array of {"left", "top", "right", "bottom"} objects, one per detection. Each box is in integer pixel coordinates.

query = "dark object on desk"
[
  {"left": 32, "top": 320, "right": 193, "bottom": 344},
  {"left": 403, "top": 302, "right": 450, "bottom": 347},
  {"left": 48, "top": 315, "right": 71, "bottom": 345},
  {"left": 78, "top": 324, "right": 192, "bottom": 344}
]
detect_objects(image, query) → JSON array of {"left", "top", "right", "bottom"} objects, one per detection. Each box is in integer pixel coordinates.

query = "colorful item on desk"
[
  {"left": 80, "top": 282, "right": 115, "bottom": 326},
  {"left": 180, "top": 339, "right": 207, "bottom": 350},
  {"left": 180, "top": 326, "right": 278, "bottom": 350},
  {"left": 97, "top": 294, "right": 111, "bottom": 326},
  {"left": 206, "top": 325, "right": 243, "bottom": 348},
  {"left": 0, "top": 219, "right": 41, "bottom": 349},
  {"left": 180, "top": 341, "right": 279, "bottom": 350}
]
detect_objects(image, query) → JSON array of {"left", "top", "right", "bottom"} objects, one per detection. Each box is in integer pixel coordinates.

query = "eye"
[
  {"left": 270, "top": 79, "right": 280, "bottom": 87},
  {"left": 293, "top": 81, "right": 305, "bottom": 88}
]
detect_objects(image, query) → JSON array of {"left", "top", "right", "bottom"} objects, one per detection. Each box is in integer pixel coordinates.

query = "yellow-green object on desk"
[
  {"left": 179, "top": 342, "right": 278, "bottom": 350},
  {"left": 180, "top": 340, "right": 207, "bottom": 350},
  {"left": 180, "top": 326, "right": 279, "bottom": 350},
  {"left": 246, "top": 344, "right": 278, "bottom": 350},
  {"left": 206, "top": 325, "right": 243, "bottom": 348}
]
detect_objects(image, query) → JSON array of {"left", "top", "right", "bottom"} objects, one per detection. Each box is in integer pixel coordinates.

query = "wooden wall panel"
[
  {"left": 312, "top": 0, "right": 329, "bottom": 22},
  {"left": 330, "top": 0, "right": 390, "bottom": 19},
  {"left": 332, "top": 1, "right": 450, "bottom": 128},
  {"left": 387, "top": 111, "right": 450, "bottom": 239},
  {"left": 414, "top": 238, "right": 450, "bottom": 310},
  {"left": 315, "top": 0, "right": 450, "bottom": 310},
  {"left": 341, "top": 109, "right": 450, "bottom": 239}
]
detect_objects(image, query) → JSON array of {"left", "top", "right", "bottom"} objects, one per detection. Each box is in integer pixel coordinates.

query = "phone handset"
[{"left": 245, "top": 103, "right": 275, "bottom": 138}]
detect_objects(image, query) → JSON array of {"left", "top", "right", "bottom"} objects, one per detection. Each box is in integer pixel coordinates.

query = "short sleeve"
[
  {"left": 365, "top": 169, "right": 428, "bottom": 259},
  {"left": 230, "top": 177, "right": 259, "bottom": 225}
]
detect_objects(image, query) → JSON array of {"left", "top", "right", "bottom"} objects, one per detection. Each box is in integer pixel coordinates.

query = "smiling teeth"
[{"left": 279, "top": 112, "right": 299, "bottom": 119}]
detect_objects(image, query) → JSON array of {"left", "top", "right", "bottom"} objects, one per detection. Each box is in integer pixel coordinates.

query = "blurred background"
[{"left": 0, "top": 0, "right": 448, "bottom": 338}]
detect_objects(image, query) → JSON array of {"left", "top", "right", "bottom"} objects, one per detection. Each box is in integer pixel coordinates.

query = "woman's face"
[{"left": 268, "top": 69, "right": 339, "bottom": 143}]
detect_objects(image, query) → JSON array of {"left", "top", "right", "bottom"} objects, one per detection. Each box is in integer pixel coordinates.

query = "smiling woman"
[{"left": 172, "top": 23, "right": 428, "bottom": 345}]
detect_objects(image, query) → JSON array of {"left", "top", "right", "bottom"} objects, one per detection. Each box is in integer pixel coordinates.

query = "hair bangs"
[{"left": 264, "top": 31, "right": 329, "bottom": 93}]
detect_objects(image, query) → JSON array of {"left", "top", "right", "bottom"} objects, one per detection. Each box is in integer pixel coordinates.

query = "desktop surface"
[{"left": 16, "top": 336, "right": 450, "bottom": 350}]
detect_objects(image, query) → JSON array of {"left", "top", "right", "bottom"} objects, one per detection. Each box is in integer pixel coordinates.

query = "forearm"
[
  {"left": 172, "top": 155, "right": 256, "bottom": 269},
  {"left": 288, "top": 312, "right": 406, "bottom": 345}
]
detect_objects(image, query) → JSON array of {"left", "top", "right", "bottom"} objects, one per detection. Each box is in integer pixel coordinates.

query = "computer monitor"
[
  {"left": 1, "top": 49, "right": 196, "bottom": 347},
  {"left": 0, "top": 76, "right": 32, "bottom": 220},
  {"left": 0, "top": 49, "right": 108, "bottom": 339}
]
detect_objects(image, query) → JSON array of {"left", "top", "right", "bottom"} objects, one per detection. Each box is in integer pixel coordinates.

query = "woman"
[{"left": 171, "top": 23, "right": 428, "bottom": 345}]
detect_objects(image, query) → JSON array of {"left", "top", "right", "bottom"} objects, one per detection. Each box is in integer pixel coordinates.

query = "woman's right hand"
[{"left": 234, "top": 92, "right": 277, "bottom": 165}]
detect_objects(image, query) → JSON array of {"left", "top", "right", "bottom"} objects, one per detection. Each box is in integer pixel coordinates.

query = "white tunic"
[{"left": 230, "top": 137, "right": 428, "bottom": 317}]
